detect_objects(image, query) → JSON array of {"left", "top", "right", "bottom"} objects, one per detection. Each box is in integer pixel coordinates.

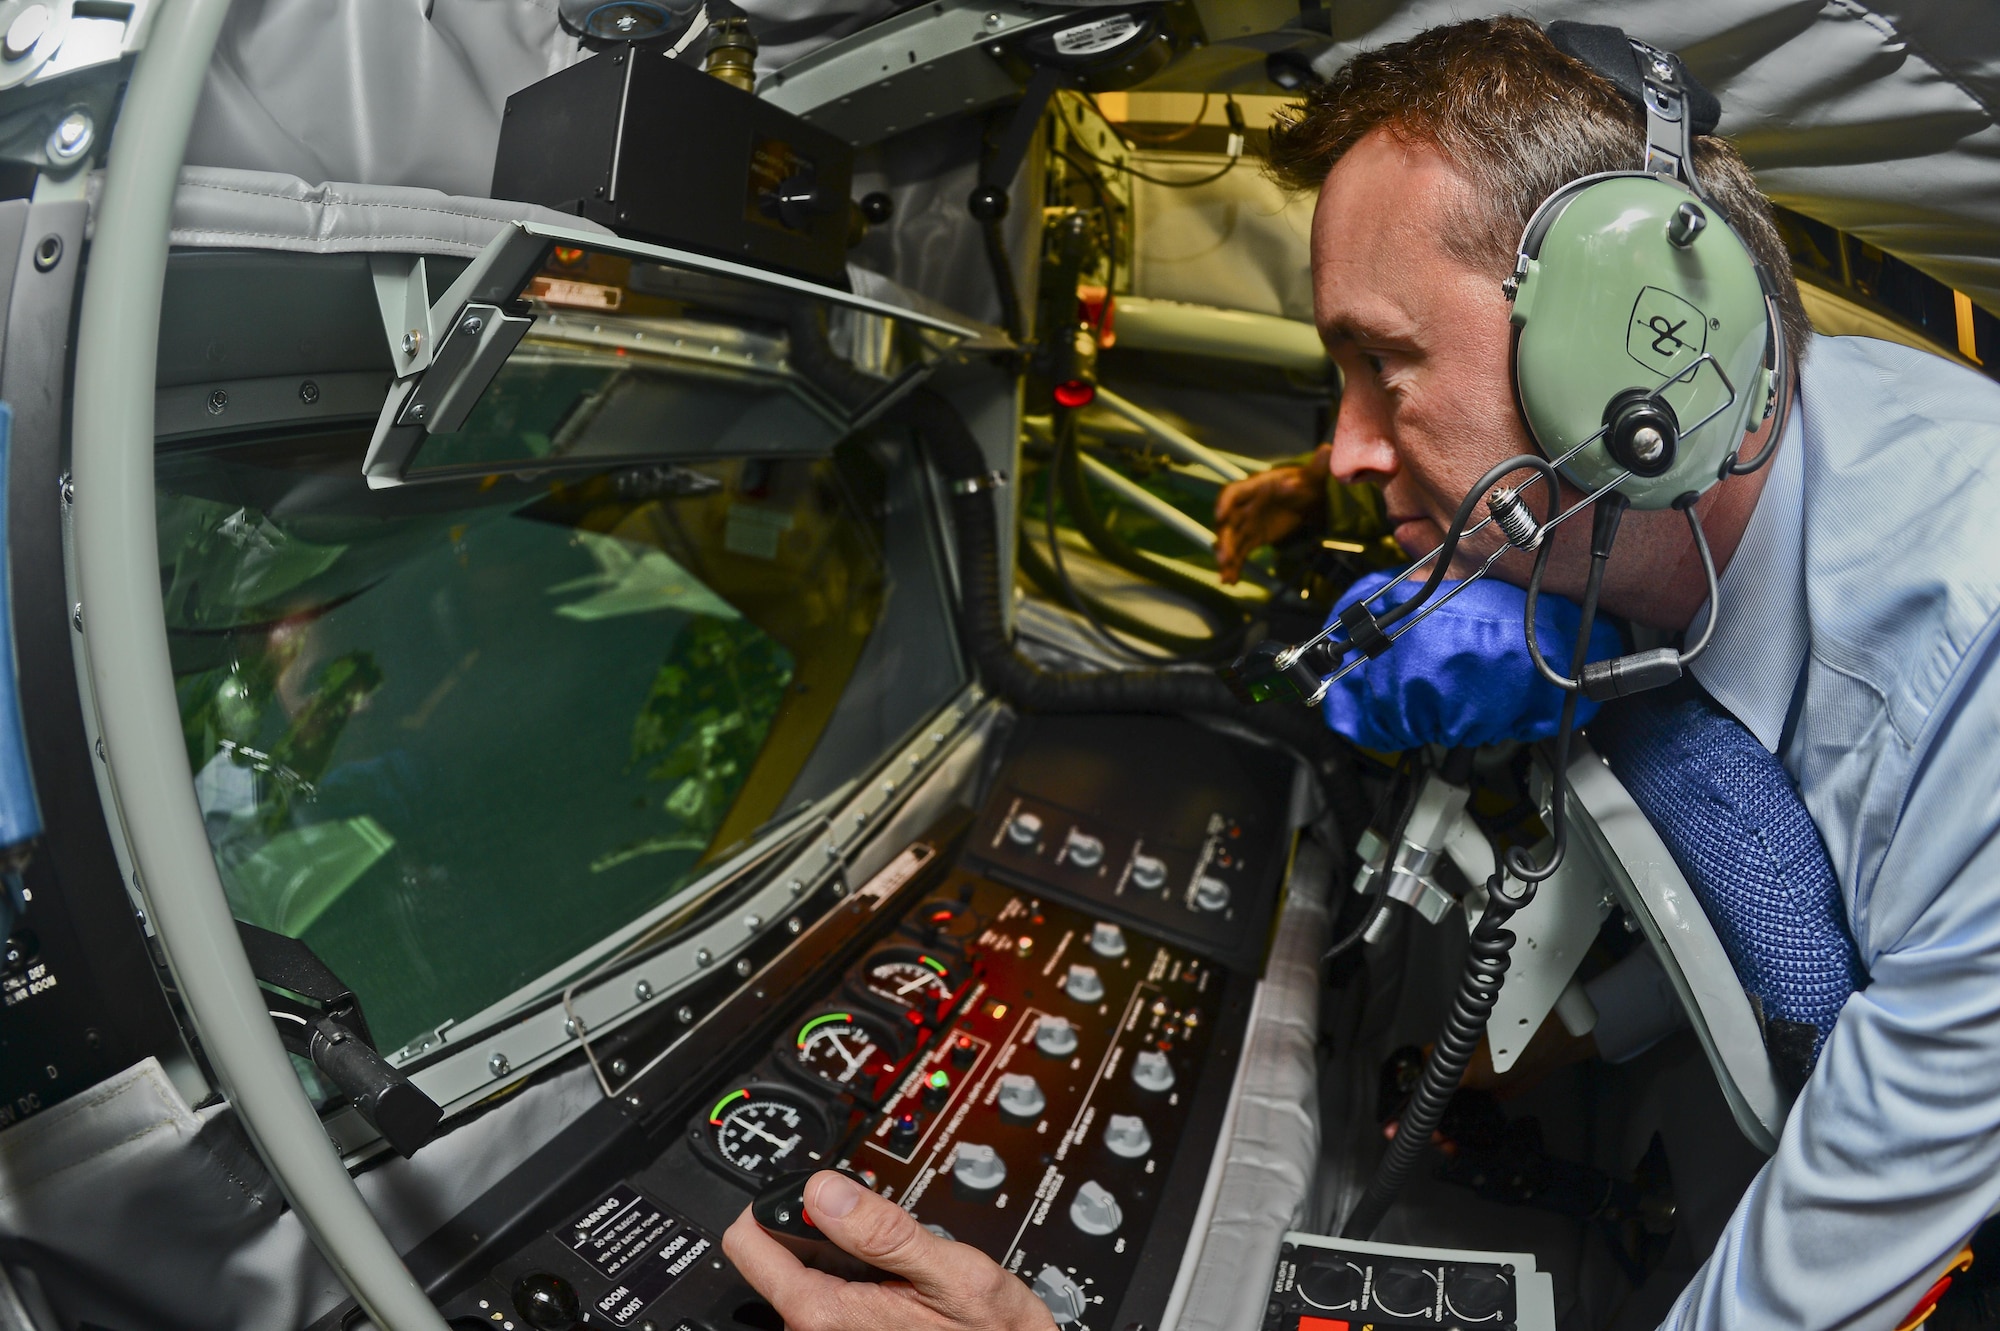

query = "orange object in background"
[{"left": 1895, "top": 1248, "right": 1975, "bottom": 1330}]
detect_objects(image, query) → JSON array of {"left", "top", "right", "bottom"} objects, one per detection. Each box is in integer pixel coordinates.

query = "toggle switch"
[
  {"left": 1129, "top": 854, "right": 1167, "bottom": 891},
  {"left": 1064, "top": 964, "right": 1105, "bottom": 1003},
  {"left": 1007, "top": 811, "right": 1043, "bottom": 847},
  {"left": 1132, "top": 1048, "right": 1175, "bottom": 1092},
  {"left": 1068, "top": 1180, "right": 1123, "bottom": 1236},
  {"left": 1103, "top": 1113, "right": 1151, "bottom": 1159},
  {"left": 1089, "top": 921, "right": 1126, "bottom": 958},
  {"left": 1193, "top": 874, "right": 1231, "bottom": 913},
  {"left": 1035, "top": 1014, "right": 1079, "bottom": 1057},
  {"left": 998, "top": 1072, "right": 1046, "bottom": 1120}
]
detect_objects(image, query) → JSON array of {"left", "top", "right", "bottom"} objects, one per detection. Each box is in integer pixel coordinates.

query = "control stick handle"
[{"left": 308, "top": 1017, "right": 442, "bottom": 1159}]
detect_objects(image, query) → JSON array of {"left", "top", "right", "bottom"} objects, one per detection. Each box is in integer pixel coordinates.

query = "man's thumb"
[{"left": 804, "top": 1171, "right": 940, "bottom": 1283}]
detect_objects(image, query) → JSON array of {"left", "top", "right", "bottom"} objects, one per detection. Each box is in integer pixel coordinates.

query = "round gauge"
[
  {"left": 700, "top": 1085, "right": 832, "bottom": 1183},
  {"left": 857, "top": 948, "right": 954, "bottom": 1018},
  {"left": 787, "top": 1010, "right": 901, "bottom": 1093}
]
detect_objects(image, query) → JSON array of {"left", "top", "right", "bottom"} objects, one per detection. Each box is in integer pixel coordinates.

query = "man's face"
[{"left": 1312, "top": 127, "right": 1540, "bottom": 571}]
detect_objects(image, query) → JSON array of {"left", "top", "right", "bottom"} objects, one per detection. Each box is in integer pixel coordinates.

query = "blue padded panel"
[{"left": 1589, "top": 688, "right": 1864, "bottom": 1086}]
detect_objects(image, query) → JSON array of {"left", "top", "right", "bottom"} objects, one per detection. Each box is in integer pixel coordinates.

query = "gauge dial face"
[
  {"left": 859, "top": 949, "right": 954, "bottom": 1016},
  {"left": 792, "top": 1011, "right": 900, "bottom": 1091},
  {"left": 705, "top": 1087, "right": 829, "bottom": 1181}
]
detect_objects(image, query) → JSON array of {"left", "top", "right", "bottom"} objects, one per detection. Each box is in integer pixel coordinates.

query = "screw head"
[
  {"left": 206, "top": 389, "right": 228, "bottom": 415},
  {"left": 634, "top": 978, "right": 654, "bottom": 1001},
  {"left": 563, "top": 1017, "right": 583, "bottom": 1038},
  {"left": 401, "top": 329, "right": 422, "bottom": 356},
  {"left": 32, "top": 234, "right": 60, "bottom": 272},
  {"left": 786, "top": 918, "right": 802, "bottom": 935},
  {"left": 94, "top": 737, "right": 104, "bottom": 761},
  {"left": 298, "top": 380, "right": 320, "bottom": 405},
  {"left": 488, "top": 1052, "right": 511, "bottom": 1077},
  {"left": 59, "top": 473, "right": 73, "bottom": 506},
  {"left": 676, "top": 1005, "right": 695, "bottom": 1023},
  {"left": 459, "top": 315, "right": 484, "bottom": 338},
  {"left": 696, "top": 948, "right": 713, "bottom": 967},
  {"left": 70, "top": 603, "right": 81, "bottom": 632},
  {"left": 46, "top": 109, "right": 91, "bottom": 162},
  {"left": 610, "top": 1058, "right": 629, "bottom": 1077},
  {"left": 734, "top": 958, "right": 752, "bottom": 977},
  {"left": 1631, "top": 426, "right": 1667, "bottom": 463}
]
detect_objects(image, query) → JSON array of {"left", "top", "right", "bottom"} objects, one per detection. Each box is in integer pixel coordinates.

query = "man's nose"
[{"left": 1328, "top": 388, "right": 1398, "bottom": 486}]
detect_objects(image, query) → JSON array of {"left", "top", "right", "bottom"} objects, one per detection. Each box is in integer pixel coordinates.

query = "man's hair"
[{"left": 1267, "top": 17, "right": 1810, "bottom": 358}]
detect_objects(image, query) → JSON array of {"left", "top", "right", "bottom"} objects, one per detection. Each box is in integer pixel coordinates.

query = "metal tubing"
[
  {"left": 1077, "top": 451, "right": 1216, "bottom": 551},
  {"left": 1093, "top": 385, "right": 1251, "bottom": 482},
  {"left": 68, "top": 3, "right": 451, "bottom": 1328}
]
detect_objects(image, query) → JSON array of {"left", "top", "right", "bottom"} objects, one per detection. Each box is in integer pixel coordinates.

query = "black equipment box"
[{"left": 491, "top": 49, "right": 854, "bottom": 283}]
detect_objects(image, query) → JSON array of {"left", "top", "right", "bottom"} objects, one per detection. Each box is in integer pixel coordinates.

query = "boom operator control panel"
[{"left": 405, "top": 714, "right": 1297, "bottom": 1331}]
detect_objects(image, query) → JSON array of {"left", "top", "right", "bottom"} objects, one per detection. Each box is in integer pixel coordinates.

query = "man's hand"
[
  {"left": 724, "top": 1170, "right": 1057, "bottom": 1331},
  {"left": 1212, "top": 444, "right": 1330, "bottom": 584}
]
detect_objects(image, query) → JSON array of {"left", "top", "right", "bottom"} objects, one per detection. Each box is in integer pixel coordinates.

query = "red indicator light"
[
  {"left": 907, "top": 1010, "right": 925, "bottom": 1025},
  {"left": 955, "top": 1035, "right": 974, "bottom": 1050},
  {"left": 1298, "top": 1318, "right": 1350, "bottom": 1331},
  {"left": 1053, "top": 379, "right": 1096, "bottom": 408}
]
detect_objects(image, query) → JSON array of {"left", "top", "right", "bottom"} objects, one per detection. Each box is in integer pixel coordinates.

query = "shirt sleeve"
[{"left": 1661, "top": 825, "right": 2000, "bottom": 1330}]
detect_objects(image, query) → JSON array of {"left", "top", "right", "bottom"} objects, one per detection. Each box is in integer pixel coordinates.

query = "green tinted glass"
[{"left": 158, "top": 433, "right": 913, "bottom": 1053}]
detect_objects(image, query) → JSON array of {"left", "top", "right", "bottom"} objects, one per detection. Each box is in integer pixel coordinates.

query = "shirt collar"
[{"left": 1688, "top": 399, "right": 1809, "bottom": 752}]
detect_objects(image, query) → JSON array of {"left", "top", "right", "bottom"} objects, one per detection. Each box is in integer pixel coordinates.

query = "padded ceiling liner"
[{"left": 181, "top": 0, "right": 2000, "bottom": 314}]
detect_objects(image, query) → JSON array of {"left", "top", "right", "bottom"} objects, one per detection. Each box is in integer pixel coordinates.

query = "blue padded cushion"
[{"left": 1589, "top": 688, "right": 1865, "bottom": 1085}]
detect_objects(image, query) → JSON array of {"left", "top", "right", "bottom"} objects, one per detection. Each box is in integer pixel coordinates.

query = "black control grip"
[{"left": 309, "top": 1018, "right": 442, "bottom": 1159}]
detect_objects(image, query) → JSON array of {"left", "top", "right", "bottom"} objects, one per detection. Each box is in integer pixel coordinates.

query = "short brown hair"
[{"left": 1267, "top": 17, "right": 1809, "bottom": 359}]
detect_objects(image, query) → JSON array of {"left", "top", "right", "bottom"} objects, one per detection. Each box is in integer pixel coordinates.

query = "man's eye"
[{"left": 1362, "top": 353, "right": 1385, "bottom": 376}]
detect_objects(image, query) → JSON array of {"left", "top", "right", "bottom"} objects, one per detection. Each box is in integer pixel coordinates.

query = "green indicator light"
[
  {"left": 928, "top": 1069, "right": 950, "bottom": 1090},
  {"left": 798, "top": 1012, "right": 853, "bottom": 1049},
  {"left": 919, "top": 955, "right": 948, "bottom": 975},
  {"left": 709, "top": 1088, "right": 750, "bottom": 1124}
]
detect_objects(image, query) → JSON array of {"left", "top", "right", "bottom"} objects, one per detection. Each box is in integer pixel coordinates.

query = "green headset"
[
  {"left": 1228, "top": 22, "right": 1789, "bottom": 713},
  {"left": 1512, "top": 22, "right": 1789, "bottom": 509}
]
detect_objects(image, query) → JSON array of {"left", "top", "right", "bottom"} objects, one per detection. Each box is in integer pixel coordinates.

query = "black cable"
[
  {"left": 1340, "top": 496, "right": 1620, "bottom": 1240},
  {"left": 979, "top": 219, "right": 1025, "bottom": 343},
  {"left": 1069, "top": 141, "right": 1242, "bottom": 189},
  {"left": 1043, "top": 412, "right": 1189, "bottom": 664}
]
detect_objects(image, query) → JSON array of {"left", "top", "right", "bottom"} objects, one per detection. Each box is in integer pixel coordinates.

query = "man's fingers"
[
  {"left": 803, "top": 1172, "right": 946, "bottom": 1286},
  {"left": 724, "top": 1207, "right": 850, "bottom": 1316}
]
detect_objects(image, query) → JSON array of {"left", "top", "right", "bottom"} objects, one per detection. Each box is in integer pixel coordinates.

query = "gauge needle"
[
  {"left": 742, "top": 1120, "right": 800, "bottom": 1153},
  {"left": 840, "top": 1041, "right": 872, "bottom": 1079},
  {"left": 895, "top": 974, "right": 934, "bottom": 997}
]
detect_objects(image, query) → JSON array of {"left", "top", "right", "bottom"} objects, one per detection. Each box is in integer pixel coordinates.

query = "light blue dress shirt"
[{"left": 1666, "top": 335, "right": 2000, "bottom": 1329}]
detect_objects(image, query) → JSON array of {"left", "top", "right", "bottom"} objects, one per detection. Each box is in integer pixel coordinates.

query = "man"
[{"left": 727, "top": 18, "right": 2000, "bottom": 1329}]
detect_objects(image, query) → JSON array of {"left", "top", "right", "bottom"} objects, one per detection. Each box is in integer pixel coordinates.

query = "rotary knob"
[
  {"left": 1006, "top": 811, "right": 1043, "bottom": 847},
  {"left": 952, "top": 1142, "right": 1006, "bottom": 1191},
  {"left": 1132, "top": 1048, "right": 1175, "bottom": 1092},
  {"left": 1068, "top": 1180, "right": 1123, "bottom": 1236},
  {"left": 997, "top": 1072, "right": 1046, "bottom": 1120},
  {"left": 1035, "top": 1014, "right": 1079, "bottom": 1057},
  {"left": 1129, "top": 854, "right": 1168, "bottom": 891},
  {"left": 1089, "top": 921, "right": 1126, "bottom": 958},
  {"left": 1066, "top": 831, "right": 1105, "bottom": 869},
  {"left": 1193, "top": 874, "right": 1231, "bottom": 913},
  {"left": 1033, "top": 1265, "right": 1087, "bottom": 1325},
  {"left": 1103, "top": 1113, "right": 1151, "bottom": 1159},
  {"left": 1064, "top": 964, "right": 1105, "bottom": 1003}
]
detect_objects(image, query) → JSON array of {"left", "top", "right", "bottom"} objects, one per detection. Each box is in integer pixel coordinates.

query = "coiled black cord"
[
  {"left": 1340, "top": 496, "right": 1620, "bottom": 1239},
  {"left": 1340, "top": 871, "right": 1529, "bottom": 1239}
]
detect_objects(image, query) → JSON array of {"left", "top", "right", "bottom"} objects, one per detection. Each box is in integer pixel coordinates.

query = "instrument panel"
[{"left": 378, "top": 713, "right": 1297, "bottom": 1331}]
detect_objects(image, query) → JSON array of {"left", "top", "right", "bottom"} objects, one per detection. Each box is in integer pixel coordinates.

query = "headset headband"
[{"left": 1545, "top": 22, "right": 1720, "bottom": 193}]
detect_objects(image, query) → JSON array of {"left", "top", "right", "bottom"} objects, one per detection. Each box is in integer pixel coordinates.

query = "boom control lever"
[{"left": 237, "top": 922, "right": 442, "bottom": 1158}]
